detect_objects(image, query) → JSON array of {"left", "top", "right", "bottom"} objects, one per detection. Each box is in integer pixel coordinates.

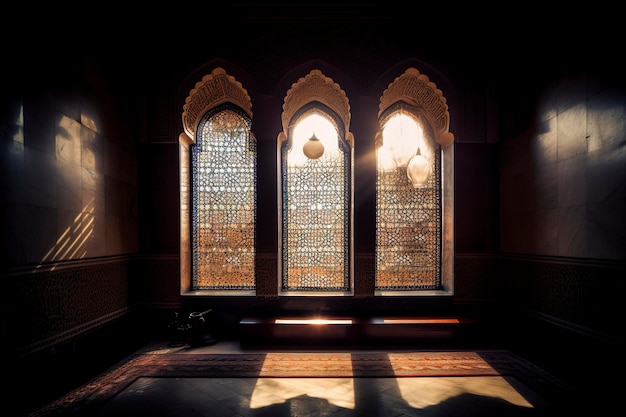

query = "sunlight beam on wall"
[{"left": 39, "top": 198, "right": 95, "bottom": 269}]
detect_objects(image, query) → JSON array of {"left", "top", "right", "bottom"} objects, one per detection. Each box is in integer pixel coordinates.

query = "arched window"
[
  {"left": 192, "top": 105, "right": 256, "bottom": 290},
  {"left": 179, "top": 68, "right": 256, "bottom": 294},
  {"left": 278, "top": 70, "right": 354, "bottom": 294},
  {"left": 375, "top": 68, "right": 455, "bottom": 295},
  {"left": 179, "top": 66, "right": 452, "bottom": 297}
]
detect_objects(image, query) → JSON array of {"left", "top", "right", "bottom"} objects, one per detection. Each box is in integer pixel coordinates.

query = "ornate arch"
[
  {"left": 375, "top": 66, "right": 455, "bottom": 296},
  {"left": 181, "top": 67, "right": 253, "bottom": 141},
  {"left": 277, "top": 69, "right": 354, "bottom": 294},
  {"left": 179, "top": 67, "right": 255, "bottom": 295},
  {"left": 378, "top": 67, "right": 454, "bottom": 148},
  {"left": 280, "top": 69, "right": 352, "bottom": 145}
]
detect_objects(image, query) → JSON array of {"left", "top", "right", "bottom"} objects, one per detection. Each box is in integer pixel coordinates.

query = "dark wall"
[
  {"left": 497, "top": 55, "right": 626, "bottom": 345},
  {"left": 1, "top": 53, "right": 146, "bottom": 358}
]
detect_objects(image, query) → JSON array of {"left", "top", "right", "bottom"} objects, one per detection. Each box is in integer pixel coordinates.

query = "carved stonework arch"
[
  {"left": 281, "top": 69, "right": 351, "bottom": 137},
  {"left": 379, "top": 68, "right": 454, "bottom": 147},
  {"left": 181, "top": 67, "right": 253, "bottom": 140}
]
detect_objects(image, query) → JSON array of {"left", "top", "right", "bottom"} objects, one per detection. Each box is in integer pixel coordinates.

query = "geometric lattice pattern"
[
  {"left": 192, "top": 106, "right": 256, "bottom": 290},
  {"left": 281, "top": 123, "right": 350, "bottom": 292},
  {"left": 376, "top": 129, "right": 441, "bottom": 290}
]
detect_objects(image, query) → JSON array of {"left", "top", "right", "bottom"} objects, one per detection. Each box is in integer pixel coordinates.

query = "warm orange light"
[
  {"left": 274, "top": 318, "right": 352, "bottom": 325},
  {"left": 380, "top": 318, "right": 459, "bottom": 324}
]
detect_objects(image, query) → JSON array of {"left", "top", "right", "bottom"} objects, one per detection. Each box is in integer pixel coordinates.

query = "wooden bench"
[{"left": 239, "top": 316, "right": 479, "bottom": 348}]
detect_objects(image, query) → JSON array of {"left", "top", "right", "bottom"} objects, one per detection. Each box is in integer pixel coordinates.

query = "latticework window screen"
[
  {"left": 375, "top": 112, "right": 442, "bottom": 290},
  {"left": 192, "top": 106, "right": 256, "bottom": 290},
  {"left": 281, "top": 112, "right": 351, "bottom": 292}
]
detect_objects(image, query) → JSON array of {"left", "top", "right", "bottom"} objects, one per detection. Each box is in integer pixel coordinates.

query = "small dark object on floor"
[
  {"left": 187, "top": 309, "right": 218, "bottom": 347},
  {"left": 167, "top": 312, "right": 191, "bottom": 347}
]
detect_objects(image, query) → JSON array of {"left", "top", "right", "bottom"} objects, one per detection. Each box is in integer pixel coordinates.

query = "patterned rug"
[{"left": 28, "top": 349, "right": 568, "bottom": 416}]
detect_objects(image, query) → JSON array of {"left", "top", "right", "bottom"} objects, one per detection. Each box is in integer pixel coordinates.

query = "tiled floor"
[
  {"left": 31, "top": 341, "right": 581, "bottom": 417},
  {"left": 89, "top": 374, "right": 549, "bottom": 416}
]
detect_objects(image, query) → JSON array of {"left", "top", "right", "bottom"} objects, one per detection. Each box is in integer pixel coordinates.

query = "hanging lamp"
[
  {"left": 406, "top": 147, "right": 430, "bottom": 188},
  {"left": 302, "top": 132, "right": 324, "bottom": 159}
]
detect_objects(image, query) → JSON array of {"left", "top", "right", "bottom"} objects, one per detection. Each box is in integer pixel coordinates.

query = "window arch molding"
[
  {"left": 277, "top": 69, "right": 354, "bottom": 295},
  {"left": 377, "top": 68, "right": 454, "bottom": 148},
  {"left": 279, "top": 69, "right": 351, "bottom": 139},
  {"left": 179, "top": 67, "right": 254, "bottom": 295},
  {"left": 375, "top": 67, "right": 455, "bottom": 295},
  {"left": 181, "top": 67, "right": 253, "bottom": 139}
]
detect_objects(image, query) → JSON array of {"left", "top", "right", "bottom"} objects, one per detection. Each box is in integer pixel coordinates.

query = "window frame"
[
  {"left": 178, "top": 66, "right": 452, "bottom": 298},
  {"left": 191, "top": 104, "right": 257, "bottom": 292},
  {"left": 278, "top": 102, "right": 353, "bottom": 295},
  {"left": 374, "top": 68, "right": 455, "bottom": 296},
  {"left": 375, "top": 102, "right": 443, "bottom": 293}
]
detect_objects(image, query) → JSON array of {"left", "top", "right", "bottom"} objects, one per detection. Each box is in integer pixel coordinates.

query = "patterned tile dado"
[
  {"left": 3, "top": 256, "right": 141, "bottom": 357},
  {"left": 454, "top": 254, "right": 499, "bottom": 302},
  {"left": 500, "top": 254, "right": 624, "bottom": 342}
]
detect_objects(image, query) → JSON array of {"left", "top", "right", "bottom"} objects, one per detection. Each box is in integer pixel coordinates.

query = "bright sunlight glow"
[
  {"left": 249, "top": 351, "right": 535, "bottom": 411},
  {"left": 250, "top": 378, "right": 355, "bottom": 409},
  {"left": 288, "top": 113, "right": 340, "bottom": 167},
  {"left": 378, "top": 113, "right": 422, "bottom": 170},
  {"left": 395, "top": 376, "right": 535, "bottom": 409}
]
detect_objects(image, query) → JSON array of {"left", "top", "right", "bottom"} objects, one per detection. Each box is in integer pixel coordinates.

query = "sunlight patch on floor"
[
  {"left": 249, "top": 378, "right": 355, "bottom": 409},
  {"left": 396, "top": 376, "right": 534, "bottom": 409}
]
